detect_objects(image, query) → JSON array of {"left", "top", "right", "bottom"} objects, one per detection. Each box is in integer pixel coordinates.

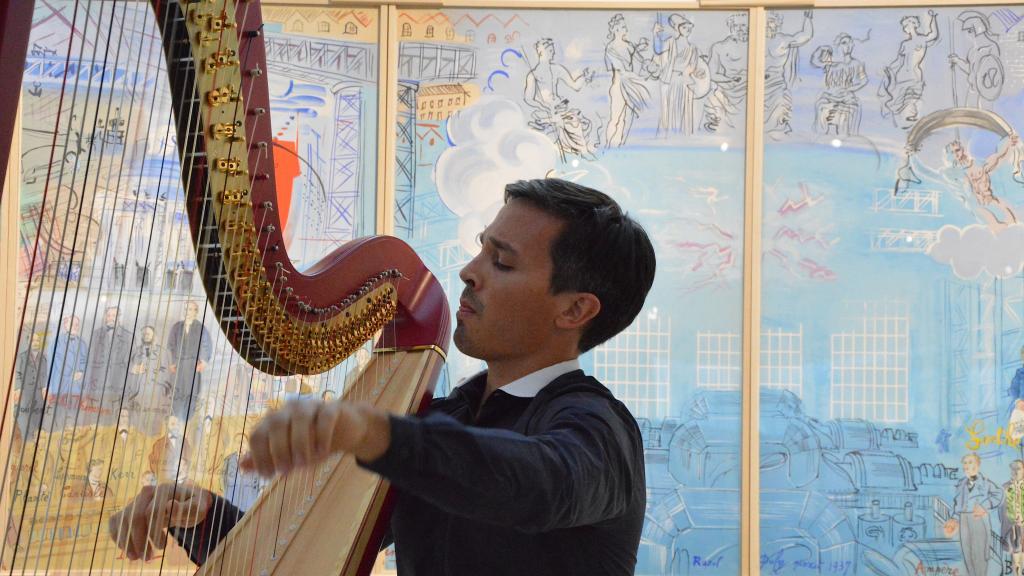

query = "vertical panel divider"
[
  {"left": 376, "top": 4, "right": 398, "bottom": 236},
  {"left": 742, "top": 7, "right": 766, "bottom": 576}
]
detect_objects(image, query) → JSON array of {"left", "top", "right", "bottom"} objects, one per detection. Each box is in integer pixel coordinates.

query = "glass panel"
[
  {"left": 8, "top": 3, "right": 378, "bottom": 571},
  {"left": 760, "top": 7, "right": 1024, "bottom": 576},
  {"left": 392, "top": 8, "right": 749, "bottom": 574}
]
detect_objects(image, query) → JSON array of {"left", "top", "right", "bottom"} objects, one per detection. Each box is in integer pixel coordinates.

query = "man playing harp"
[{"left": 109, "top": 179, "right": 656, "bottom": 575}]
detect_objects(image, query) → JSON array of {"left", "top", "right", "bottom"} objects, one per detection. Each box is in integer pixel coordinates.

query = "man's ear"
[{"left": 554, "top": 293, "right": 601, "bottom": 331}]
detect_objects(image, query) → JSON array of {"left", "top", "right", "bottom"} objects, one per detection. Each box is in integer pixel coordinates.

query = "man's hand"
[
  {"left": 943, "top": 518, "right": 959, "bottom": 537},
  {"left": 239, "top": 399, "right": 390, "bottom": 478},
  {"left": 1015, "top": 398, "right": 1024, "bottom": 413},
  {"left": 973, "top": 504, "right": 988, "bottom": 518},
  {"left": 108, "top": 483, "right": 213, "bottom": 561}
]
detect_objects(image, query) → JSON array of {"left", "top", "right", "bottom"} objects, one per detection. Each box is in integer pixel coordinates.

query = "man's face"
[
  {"left": 63, "top": 316, "right": 81, "bottom": 336},
  {"left": 838, "top": 37, "right": 853, "bottom": 56},
  {"left": 963, "top": 456, "right": 980, "bottom": 477},
  {"left": 88, "top": 464, "right": 103, "bottom": 483},
  {"left": 29, "top": 333, "right": 43, "bottom": 352},
  {"left": 732, "top": 22, "right": 749, "bottom": 42},
  {"left": 766, "top": 19, "right": 780, "bottom": 38},
  {"left": 537, "top": 42, "right": 553, "bottom": 62},
  {"left": 185, "top": 302, "right": 199, "bottom": 322},
  {"left": 142, "top": 327, "right": 155, "bottom": 344},
  {"left": 455, "top": 200, "right": 566, "bottom": 363},
  {"left": 104, "top": 308, "right": 118, "bottom": 328},
  {"left": 167, "top": 416, "right": 183, "bottom": 436},
  {"left": 1014, "top": 464, "right": 1024, "bottom": 482},
  {"left": 949, "top": 141, "right": 970, "bottom": 167}
]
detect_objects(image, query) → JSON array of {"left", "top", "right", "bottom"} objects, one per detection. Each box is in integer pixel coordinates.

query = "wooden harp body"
[{"left": 0, "top": 1, "right": 450, "bottom": 574}]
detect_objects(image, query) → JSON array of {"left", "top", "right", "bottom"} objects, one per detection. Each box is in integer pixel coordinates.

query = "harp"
[{"left": 0, "top": 1, "right": 450, "bottom": 575}]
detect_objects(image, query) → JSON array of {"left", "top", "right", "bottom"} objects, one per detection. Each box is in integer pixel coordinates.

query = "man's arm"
[
  {"left": 361, "top": 408, "right": 639, "bottom": 532},
  {"left": 809, "top": 46, "right": 830, "bottom": 70},
  {"left": 786, "top": 11, "right": 814, "bottom": 47},
  {"left": 76, "top": 338, "right": 89, "bottom": 374},
  {"left": 523, "top": 71, "right": 545, "bottom": 112},
  {"left": 168, "top": 495, "right": 243, "bottom": 565},
  {"left": 984, "top": 133, "right": 1020, "bottom": 174},
  {"left": 707, "top": 44, "right": 729, "bottom": 84},
  {"left": 198, "top": 325, "right": 213, "bottom": 362},
  {"left": 555, "top": 64, "right": 590, "bottom": 93},
  {"left": 242, "top": 397, "right": 642, "bottom": 534},
  {"left": 985, "top": 479, "right": 1005, "bottom": 510},
  {"left": 108, "top": 483, "right": 234, "bottom": 564}
]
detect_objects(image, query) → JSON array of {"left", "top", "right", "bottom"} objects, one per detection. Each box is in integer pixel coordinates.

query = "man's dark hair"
[{"left": 504, "top": 178, "right": 656, "bottom": 352}]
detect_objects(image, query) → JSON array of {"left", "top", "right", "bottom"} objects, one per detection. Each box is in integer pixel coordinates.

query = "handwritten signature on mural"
[
  {"left": 691, "top": 555, "right": 723, "bottom": 569},
  {"left": 914, "top": 561, "right": 960, "bottom": 575},
  {"left": 964, "top": 419, "right": 1022, "bottom": 451},
  {"left": 760, "top": 550, "right": 853, "bottom": 575}
]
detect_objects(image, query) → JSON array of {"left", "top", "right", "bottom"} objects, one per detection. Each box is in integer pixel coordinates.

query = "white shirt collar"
[{"left": 498, "top": 358, "right": 580, "bottom": 398}]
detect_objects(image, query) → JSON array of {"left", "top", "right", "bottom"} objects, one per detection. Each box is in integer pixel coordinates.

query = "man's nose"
[{"left": 459, "top": 257, "right": 480, "bottom": 289}]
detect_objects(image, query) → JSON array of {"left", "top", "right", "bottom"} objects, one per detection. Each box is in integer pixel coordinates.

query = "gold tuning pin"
[
  {"left": 207, "top": 85, "right": 242, "bottom": 108},
  {"left": 215, "top": 157, "right": 247, "bottom": 177},
  {"left": 220, "top": 188, "right": 250, "bottom": 205},
  {"left": 208, "top": 14, "right": 237, "bottom": 32},
  {"left": 205, "top": 49, "right": 239, "bottom": 75},
  {"left": 211, "top": 121, "right": 245, "bottom": 142}
]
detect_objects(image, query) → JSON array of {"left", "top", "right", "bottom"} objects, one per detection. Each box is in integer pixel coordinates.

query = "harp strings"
[{"left": 4, "top": 1, "right": 413, "bottom": 573}]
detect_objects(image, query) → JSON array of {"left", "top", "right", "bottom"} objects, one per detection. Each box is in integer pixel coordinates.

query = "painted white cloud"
[
  {"left": 435, "top": 96, "right": 559, "bottom": 254},
  {"left": 928, "top": 224, "right": 1024, "bottom": 279}
]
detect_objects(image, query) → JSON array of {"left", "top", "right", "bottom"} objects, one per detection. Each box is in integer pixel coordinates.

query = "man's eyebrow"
[{"left": 480, "top": 232, "right": 519, "bottom": 256}]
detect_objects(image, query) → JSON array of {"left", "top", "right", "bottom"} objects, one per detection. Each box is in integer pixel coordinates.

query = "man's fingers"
[
  {"left": 239, "top": 452, "right": 255, "bottom": 472},
  {"left": 314, "top": 402, "right": 338, "bottom": 458},
  {"left": 329, "top": 402, "right": 368, "bottom": 455},
  {"left": 248, "top": 424, "right": 277, "bottom": 478},
  {"left": 288, "top": 401, "right": 316, "bottom": 468},
  {"left": 169, "top": 487, "right": 212, "bottom": 528},
  {"left": 268, "top": 414, "right": 293, "bottom": 475},
  {"left": 168, "top": 498, "right": 201, "bottom": 529}
]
